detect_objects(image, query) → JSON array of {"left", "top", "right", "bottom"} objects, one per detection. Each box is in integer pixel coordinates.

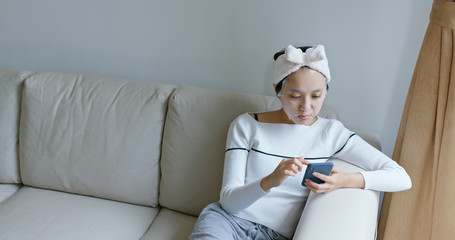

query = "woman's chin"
[{"left": 292, "top": 116, "right": 316, "bottom": 125}]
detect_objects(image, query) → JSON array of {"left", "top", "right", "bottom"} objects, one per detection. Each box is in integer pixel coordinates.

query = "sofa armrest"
[{"left": 293, "top": 159, "right": 380, "bottom": 240}]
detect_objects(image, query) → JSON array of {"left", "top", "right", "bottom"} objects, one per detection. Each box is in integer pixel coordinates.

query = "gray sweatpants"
[{"left": 189, "top": 203, "right": 289, "bottom": 240}]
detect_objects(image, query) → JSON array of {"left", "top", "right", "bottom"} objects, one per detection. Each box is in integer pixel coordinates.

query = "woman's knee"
[{"left": 189, "top": 203, "right": 236, "bottom": 240}]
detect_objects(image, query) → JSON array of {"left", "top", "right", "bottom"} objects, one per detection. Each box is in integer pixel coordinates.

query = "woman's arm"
[
  {"left": 219, "top": 150, "right": 268, "bottom": 213},
  {"left": 304, "top": 120, "right": 412, "bottom": 193},
  {"left": 334, "top": 134, "right": 412, "bottom": 192},
  {"left": 219, "top": 115, "right": 268, "bottom": 213}
]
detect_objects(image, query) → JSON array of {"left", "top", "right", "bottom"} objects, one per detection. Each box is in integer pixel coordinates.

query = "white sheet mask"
[{"left": 294, "top": 111, "right": 315, "bottom": 117}]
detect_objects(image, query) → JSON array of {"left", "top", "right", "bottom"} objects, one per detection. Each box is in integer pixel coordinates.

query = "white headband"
[{"left": 273, "top": 45, "right": 331, "bottom": 85}]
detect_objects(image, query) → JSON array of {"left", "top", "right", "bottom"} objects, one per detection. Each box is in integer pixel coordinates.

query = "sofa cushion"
[
  {"left": 0, "top": 69, "right": 33, "bottom": 183},
  {"left": 0, "top": 187, "right": 158, "bottom": 240},
  {"left": 159, "top": 85, "right": 338, "bottom": 216},
  {"left": 0, "top": 183, "right": 21, "bottom": 203},
  {"left": 19, "top": 71, "right": 175, "bottom": 206},
  {"left": 140, "top": 208, "right": 197, "bottom": 240}
]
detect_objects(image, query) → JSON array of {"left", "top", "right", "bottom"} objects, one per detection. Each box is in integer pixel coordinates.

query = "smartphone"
[{"left": 302, "top": 162, "right": 334, "bottom": 186}]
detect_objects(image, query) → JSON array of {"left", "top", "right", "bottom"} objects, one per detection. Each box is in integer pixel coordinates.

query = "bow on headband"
[{"left": 273, "top": 45, "right": 331, "bottom": 85}]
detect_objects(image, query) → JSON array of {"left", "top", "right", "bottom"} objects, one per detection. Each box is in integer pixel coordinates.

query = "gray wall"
[{"left": 0, "top": 0, "right": 432, "bottom": 156}]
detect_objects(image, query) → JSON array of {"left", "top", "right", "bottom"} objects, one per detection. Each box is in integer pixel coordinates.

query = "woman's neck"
[{"left": 254, "top": 109, "right": 317, "bottom": 125}]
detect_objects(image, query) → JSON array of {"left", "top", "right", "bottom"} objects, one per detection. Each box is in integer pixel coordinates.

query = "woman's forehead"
[
  {"left": 284, "top": 70, "right": 326, "bottom": 91},
  {"left": 289, "top": 67, "right": 326, "bottom": 81}
]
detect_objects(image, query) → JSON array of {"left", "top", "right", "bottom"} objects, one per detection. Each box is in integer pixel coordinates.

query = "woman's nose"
[{"left": 299, "top": 100, "right": 310, "bottom": 111}]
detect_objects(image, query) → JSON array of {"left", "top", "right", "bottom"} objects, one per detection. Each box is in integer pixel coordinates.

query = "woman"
[{"left": 189, "top": 45, "right": 412, "bottom": 240}]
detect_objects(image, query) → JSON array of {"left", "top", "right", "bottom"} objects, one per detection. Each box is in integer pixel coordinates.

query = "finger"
[
  {"left": 279, "top": 160, "right": 301, "bottom": 175},
  {"left": 289, "top": 164, "right": 299, "bottom": 174},
  {"left": 282, "top": 158, "right": 298, "bottom": 166},
  {"left": 313, "top": 172, "right": 330, "bottom": 182},
  {"left": 312, "top": 187, "right": 330, "bottom": 194},
  {"left": 306, "top": 180, "right": 330, "bottom": 193},
  {"left": 284, "top": 169, "right": 297, "bottom": 176},
  {"left": 296, "top": 156, "right": 310, "bottom": 165},
  {"left": 292, "top": 160, "right": 304, "bottom": 172},
  {"left": 305, "top": 179, "right": 323, "bottom": 191},
  {"left": 285, "top": 159, "right": 303, "bottom": 172},
  {"left": 304, "top": 179, "right": 313, "bottom": 188}
]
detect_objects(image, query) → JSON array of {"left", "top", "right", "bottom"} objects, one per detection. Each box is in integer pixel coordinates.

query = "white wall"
[{"left": 0, "top": 0, "right": 432, "bottom": 156}]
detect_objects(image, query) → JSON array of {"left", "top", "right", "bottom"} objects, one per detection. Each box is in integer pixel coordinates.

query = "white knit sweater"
[{"left": 219, "top": 113, "right": 411, "bottom": 238}]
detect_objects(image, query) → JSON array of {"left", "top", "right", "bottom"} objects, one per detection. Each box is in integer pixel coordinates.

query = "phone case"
[{"left": 302, "top": 162, "right": 334, "bottom": 186}]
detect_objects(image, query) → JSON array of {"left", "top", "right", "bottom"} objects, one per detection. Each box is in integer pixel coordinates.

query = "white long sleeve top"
[{"left": 219, "top": 113, "right": 411, "bottom": 238}]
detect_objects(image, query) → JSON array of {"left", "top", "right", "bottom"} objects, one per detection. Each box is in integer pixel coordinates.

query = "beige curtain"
[{"left": 378, "top": 0, "right": 455, "bottom": 239}]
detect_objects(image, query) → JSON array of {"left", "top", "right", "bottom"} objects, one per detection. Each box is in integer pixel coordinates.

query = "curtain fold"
[{"left": 378, "top": 0, "right": 455, "bottom": 239}]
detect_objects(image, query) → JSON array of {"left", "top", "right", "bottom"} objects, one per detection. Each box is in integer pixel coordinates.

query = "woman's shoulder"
[
  {"left": 226, "top": 113, "right": 258, "bottom": 143},
  {"left": 230, "top": 112, "right": 256, "bottom": 128},
  {"left": 234, "top": 112, "right": 255, "bottom": 122}
]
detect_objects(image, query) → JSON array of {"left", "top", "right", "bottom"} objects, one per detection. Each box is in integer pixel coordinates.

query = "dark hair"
[{"left": 273, "top": 46, "right": 329, "bottom": 94}]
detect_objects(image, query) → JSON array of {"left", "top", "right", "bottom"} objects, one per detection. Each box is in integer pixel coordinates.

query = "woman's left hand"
[{"left": 304, "top": 166, "right": 365, "bottom": 194}]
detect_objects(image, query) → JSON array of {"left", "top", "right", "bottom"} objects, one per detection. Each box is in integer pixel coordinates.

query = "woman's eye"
[
  {"left": 312, "top": 95, "right": 321, "bottom": 99},
  {"left": 290, "top": 95, "right": 300, "bottom": 99}
]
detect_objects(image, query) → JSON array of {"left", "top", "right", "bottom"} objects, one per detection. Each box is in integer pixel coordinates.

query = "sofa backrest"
[
  {"left": 159, "top": 85, "right": 338, "bottom": 216},
  {"left": 0, "top": 69, "right": 33, "bottom": 184},
  {"left": 19, "top": 71, "right": 175, "bottom": 207}
]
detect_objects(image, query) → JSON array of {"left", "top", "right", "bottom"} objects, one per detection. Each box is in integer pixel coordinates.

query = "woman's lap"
[{"left": 189, "top": 203, "right": 288, "bottom": 240}]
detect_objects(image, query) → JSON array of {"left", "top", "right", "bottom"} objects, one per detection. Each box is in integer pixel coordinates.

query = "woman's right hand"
[{"left": 260, "top": 156, "right": 308, "bottom": 192}]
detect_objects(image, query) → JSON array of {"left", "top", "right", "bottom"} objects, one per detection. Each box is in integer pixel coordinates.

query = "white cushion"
[
  {"left": 19, "top": 71, "right": 175, "bottom": 206},
  {"left": 0, "top": 69, "right": 33, "bottom": 183},
  {"left": 0, "top": 183, "right": 21, "bottom": 203},
  {"left": 140, "top": 208, "right": 197, "bottom": 240},
  {"left": 159, "top": 85, "right": 338, "bottom": 216},
  {"left": 0, "top": 187, "right": 158, "bottom": 240}
]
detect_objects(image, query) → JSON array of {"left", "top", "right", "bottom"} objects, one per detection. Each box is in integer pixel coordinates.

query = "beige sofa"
[{"left": 0, "top": 69, "right": 380, "bottom": 240}]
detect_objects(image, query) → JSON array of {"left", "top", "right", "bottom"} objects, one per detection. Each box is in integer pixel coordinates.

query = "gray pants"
[{"left": 189, "top": 203, "right": 289, "bottom": 240}]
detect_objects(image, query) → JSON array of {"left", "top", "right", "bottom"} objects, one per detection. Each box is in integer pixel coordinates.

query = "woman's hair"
[{"left": 273, "top": 46, "right": 329, "bottom": 94}]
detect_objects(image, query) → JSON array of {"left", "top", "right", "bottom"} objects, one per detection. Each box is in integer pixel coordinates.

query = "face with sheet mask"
[{"left": 275, "top": 67, "right": 327, "bottom": 125}]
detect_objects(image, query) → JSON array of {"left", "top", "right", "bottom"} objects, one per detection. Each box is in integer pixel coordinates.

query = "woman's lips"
[{"left": 297, "top": 115, "right": 311, "bottom": 120}]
